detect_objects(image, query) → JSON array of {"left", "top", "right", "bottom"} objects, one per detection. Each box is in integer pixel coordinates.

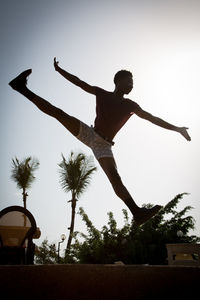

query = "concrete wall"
[{"left": 0, "top": 264, "right": 199, "bottom": 299}]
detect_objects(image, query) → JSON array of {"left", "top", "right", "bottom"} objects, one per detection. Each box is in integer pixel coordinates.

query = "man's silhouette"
[{"left": 9, "top": 58, "right": 191, "bottom": 225}]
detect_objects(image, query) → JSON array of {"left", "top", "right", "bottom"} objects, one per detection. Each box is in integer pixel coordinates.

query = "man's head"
[{"left": 114, "top": 70, "right": 133, "bottom": 94}]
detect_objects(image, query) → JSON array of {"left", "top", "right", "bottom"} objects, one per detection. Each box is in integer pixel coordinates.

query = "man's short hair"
[{"left": 114, "top": 70, "right": 133, "bottom": 85}]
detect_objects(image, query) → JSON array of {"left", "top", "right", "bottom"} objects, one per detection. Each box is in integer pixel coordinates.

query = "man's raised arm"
[
  {"left": 135, "top": 107, "right": 191, "bottom": 141},
  {"left": 54, "top": 57, "right": 97, "bottom": 95}
]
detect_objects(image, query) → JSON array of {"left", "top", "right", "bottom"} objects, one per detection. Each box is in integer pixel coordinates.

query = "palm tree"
[
  {"left": 58, "top": 152, "right": 97, "bottom": 251},
  {"left": 11, "top": 156, "right": 40, "bottom": 209}
]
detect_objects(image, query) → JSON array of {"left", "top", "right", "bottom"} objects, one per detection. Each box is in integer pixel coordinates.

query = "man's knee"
[{"left": 108, "top": 170, "right": 128, "bottom": 198}]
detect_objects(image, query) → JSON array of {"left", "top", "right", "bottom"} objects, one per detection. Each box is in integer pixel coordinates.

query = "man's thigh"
[
  {"left": 98, "top": 157, "right": 118, "bottom": 177},
  {"left": 56, "top": 110, "right": 80, "bottom": 137}
]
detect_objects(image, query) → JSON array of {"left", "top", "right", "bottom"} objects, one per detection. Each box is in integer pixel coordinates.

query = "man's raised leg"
[{"left": 9, "top": 69, "right": 80, "bottom": 136}]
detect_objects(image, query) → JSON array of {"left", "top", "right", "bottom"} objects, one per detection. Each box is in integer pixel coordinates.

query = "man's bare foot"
[
  {"left": 9, "top": 69, "right": 32, "bottom": 91},
  {"left": 134, "top": 205, "right": 162, "bottom": 226}
]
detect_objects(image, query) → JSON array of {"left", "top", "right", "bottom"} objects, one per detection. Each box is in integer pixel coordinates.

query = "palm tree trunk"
[
  {"left": 66, "top": 193, "right": 77, "bottom": 251},
  {"left": 22, "top": 188, "right": 27, "bottom": 226},
  {"left": 22, "top": 188, "right": 27, "bottom": 209}
]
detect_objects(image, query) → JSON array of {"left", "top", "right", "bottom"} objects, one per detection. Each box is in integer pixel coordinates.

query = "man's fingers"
[
  {"left": 185, "top": 133, "right": 191, "bottom": 141},
  {"left": 180, "top": 127, "right": 191, "bottom": 141},
  {"left": 185, "top": 128, "right": 191, "bottom": 141}
]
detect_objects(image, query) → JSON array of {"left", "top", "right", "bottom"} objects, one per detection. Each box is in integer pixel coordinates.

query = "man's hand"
[
  {"left": 177, "top": 127, "right": 191, "bottom": 141},
  {"left": 54, "top": 57, "right": 59, "bottom": 71},
  {"left": 53, "top": 58, "right": 97, "bottom": 95}
]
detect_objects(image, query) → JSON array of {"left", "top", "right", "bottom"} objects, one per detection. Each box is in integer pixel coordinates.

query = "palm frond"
[
  {"left": 58, "top": 152, "right": 97, "bottom": 198},
  {"left": 11, "top": 156, "right": 40, "bottom": 190}
]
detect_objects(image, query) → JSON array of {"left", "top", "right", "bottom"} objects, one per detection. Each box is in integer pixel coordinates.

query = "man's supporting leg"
[
  {"left": 9, "top": 69, "right": 80, "bottom": 136},
  {"left": 98, "top": 157, "right": 162, "bottom": 225},
  {"left": 98, "top": 157, "right": 140, "bottom": 214}
]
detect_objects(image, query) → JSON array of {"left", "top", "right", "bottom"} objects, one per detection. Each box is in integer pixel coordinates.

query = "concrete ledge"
[{"left": 0, "top": 264, "right": 200, "bottom": 299}]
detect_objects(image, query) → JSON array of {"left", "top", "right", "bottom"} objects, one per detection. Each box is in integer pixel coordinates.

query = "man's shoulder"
[
  {"left": 95, "top": 87, "right": 112, "bottom": 97},
  {"left": 125, "top": 97, "right": 138, "bottom": 105},
  {"left": 125, "top": 98, "right": 141, "bottom": 111}
]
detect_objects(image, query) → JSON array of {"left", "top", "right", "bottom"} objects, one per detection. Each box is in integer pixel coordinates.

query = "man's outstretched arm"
[
  {"left": 54, "top": 57, "right": 97, "bottom": 95},
  {"left": 135, "top": 107, "right": 191, "bottom": 141}
]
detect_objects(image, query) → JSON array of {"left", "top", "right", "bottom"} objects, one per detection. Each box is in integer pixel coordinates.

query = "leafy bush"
[{"left": 67, "top": 193, "right": 199, "bottom": 265}]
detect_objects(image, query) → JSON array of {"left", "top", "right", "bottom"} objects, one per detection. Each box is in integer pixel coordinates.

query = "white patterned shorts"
[{"left": 76, "top": 121, "right": 114, "bottom": 160}]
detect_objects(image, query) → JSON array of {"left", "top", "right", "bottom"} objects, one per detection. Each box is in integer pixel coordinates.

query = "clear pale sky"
[{"left": 1, "top": 0, "right": 199, "bottom": 253}]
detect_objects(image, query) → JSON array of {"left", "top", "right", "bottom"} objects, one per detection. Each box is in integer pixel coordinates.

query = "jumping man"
[{"left": 9, "top": 58, "right": 191, "bottom": 225}]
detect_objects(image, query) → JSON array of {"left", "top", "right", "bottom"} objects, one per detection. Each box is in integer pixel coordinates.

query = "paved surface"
[{"left": 0, "top": 264, "right": 199, "bottom": 299}]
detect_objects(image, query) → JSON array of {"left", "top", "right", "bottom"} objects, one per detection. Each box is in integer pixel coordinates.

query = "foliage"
[
  {"left": 58, "top": 152, "right": 97, "bottom": 198},
  {"left": 11, "top": 156, "right": 40, "bottom": 190},
  {"left": 35, "top": 239, "right": 58, "bottom": 264},
  {"left": 67, "top": 193, "right": 199, "bottom": 265},
  {"left": 11, "top": 156, "right": 39, "bottom": 208}
]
